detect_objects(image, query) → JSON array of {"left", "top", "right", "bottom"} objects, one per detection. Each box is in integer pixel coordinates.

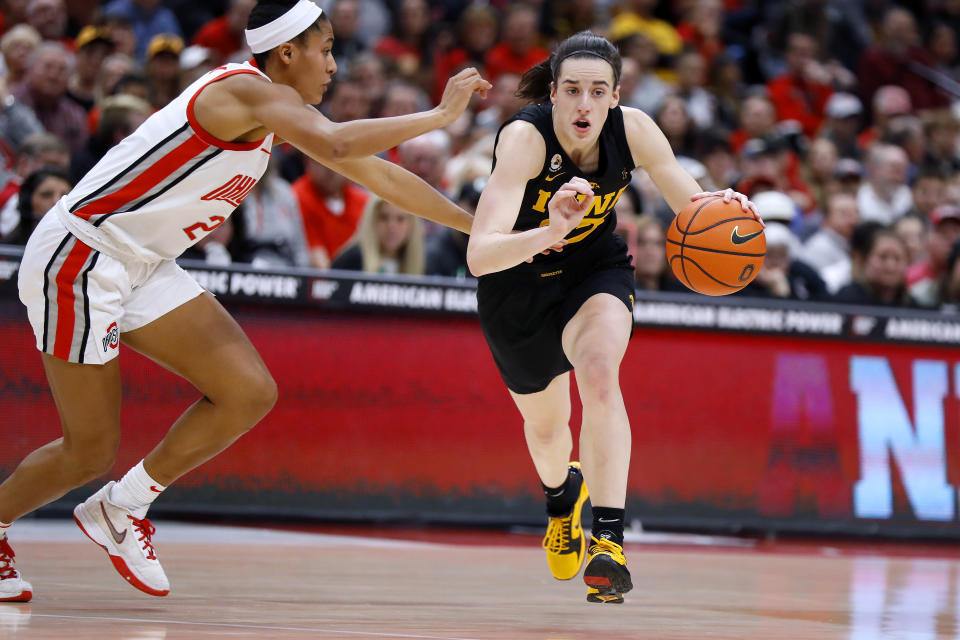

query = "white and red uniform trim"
[
  {"left": 56, "top": 61, "right": 275, "bottom": 264},
  {"left": 40, "top": 233, "right": 101, "bottom": 362}
]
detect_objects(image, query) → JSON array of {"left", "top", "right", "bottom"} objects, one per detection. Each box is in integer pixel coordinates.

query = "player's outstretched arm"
[
  {"left": 243, "top": 69, "right": 490, "bottom": 162},
  {"left": 621, "top": 107, "right": 703, "bottom": 213},
  {"left": 623, "top": 107, "right": 762, "bottom": 223},
  {"left": 321, "top": 155, "right": 474, "bottom": 233},
  {"left": 467, "top": 121, "right": 591, "bottom": 276}
]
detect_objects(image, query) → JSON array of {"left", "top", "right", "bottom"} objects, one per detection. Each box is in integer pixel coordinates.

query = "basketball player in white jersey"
[{"left": 0, "top": 0, "right": 491, "bottom": 601}]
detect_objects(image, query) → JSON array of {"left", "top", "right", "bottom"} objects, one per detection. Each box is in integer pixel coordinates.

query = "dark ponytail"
[
  {"left": 247, "top": 0, "right": 330, "bottom": 69},
  {"left": 516, "top": 31, "right": 622, "bottom": 104}
]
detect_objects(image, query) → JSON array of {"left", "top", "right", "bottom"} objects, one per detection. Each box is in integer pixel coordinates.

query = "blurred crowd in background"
[{"left": 2, "top": 0, "right": 960, "bottom": 310}]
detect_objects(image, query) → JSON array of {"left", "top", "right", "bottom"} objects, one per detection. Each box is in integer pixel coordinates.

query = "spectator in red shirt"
[
  {"left": 191, "top": 0, "right": 255, "bottom": 65},
  {"left": 858, "top": 7, "right": 949, "bottom": 115},
  {"left": 676, "top": 0, "right": 724, "bottom": 69},
  {"left": 374, "top": 0, "right": 432, "bottom": 82},
  {"left": 292, "top": 156, "right": 369, "bottom": 270},
  {"left": 728, "top": 94, "right": 778, "bottom": 154},
  {"left": 484, "top": 4, "right": 549, "bottom": 84},
  {"left": 767, "top": 31, "right": 833, "bottom": 140},
  {"left": 431, "top": 3, "right": 498, "bottom": 105}
]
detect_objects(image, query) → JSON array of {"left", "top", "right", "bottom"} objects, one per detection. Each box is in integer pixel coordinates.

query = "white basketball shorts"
[{"left": 18, "top": 213, "right": 204, "bottom": 364}]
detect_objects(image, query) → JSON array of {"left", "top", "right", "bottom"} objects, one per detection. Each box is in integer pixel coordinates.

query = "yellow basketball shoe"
[
  {"left": 583, "top": 535, "right": 632, "bottom": 603},
  {"left": 541, "top": 462, "right": 589, "bottom": 580}
]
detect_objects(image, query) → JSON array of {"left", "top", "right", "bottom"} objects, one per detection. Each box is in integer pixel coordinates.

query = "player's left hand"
[
  {"left": 524, "top": 239, "right": 568, "bottom": 262},
  {"left": 691, "top": 189, "right": 764, "bottom": 227},
  {"left": 436, "top": 68, "right": 492, "bottom": 125}
]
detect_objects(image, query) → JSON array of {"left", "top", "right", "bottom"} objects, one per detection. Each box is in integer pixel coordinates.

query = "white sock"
[
  {"left": 109, "top": 461, "right": 166, "bottom": 519},
  {"left": 0, "top": 521, "right": 9, "bottom": 540}
]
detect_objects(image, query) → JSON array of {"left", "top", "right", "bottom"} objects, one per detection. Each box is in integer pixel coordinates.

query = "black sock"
[
  {"left": 591, "top": 507, "right": 625, "bottom": 546},
  {"left": 542, "top": 466, "right": 579, "bottom": 517}
]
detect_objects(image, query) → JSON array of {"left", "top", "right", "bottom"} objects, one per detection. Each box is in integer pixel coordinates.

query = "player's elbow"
[
  {"left": 319, "top": 124, "right": 361, "bottom": 160},
  {"left": 466, "top": 244, "right": 491, "bottom": 277},
  {"left": 467, "top": 242, "right": 498, "bottom": 278},
  {"left": 328, "top": 138, "right": 353, "bottom": 160}
]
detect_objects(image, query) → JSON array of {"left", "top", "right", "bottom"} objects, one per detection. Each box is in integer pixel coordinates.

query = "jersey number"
[
  {"left": 536, "top": 185, "right": 628, "bottom": 244},
  {"left": 183, "top": 215, "right": 225, "bottom": 240}
]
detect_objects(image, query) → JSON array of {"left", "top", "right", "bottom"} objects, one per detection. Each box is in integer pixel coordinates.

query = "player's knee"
[
  {"left": 576, "top": 356, "right": 619, "bottom": 403},
  {"left": 67, "top": 440, "right": 119, "bottom": 482},
  {"left": 234, "top": 369, "right": 278, "bottom": 422},
  {"left": 524, "top": 418, "right": 568, "bottom": 445}
]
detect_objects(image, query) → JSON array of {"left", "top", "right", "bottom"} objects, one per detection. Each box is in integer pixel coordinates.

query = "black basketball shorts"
[{"left": 477, "top": 232, "right": 636, "bottom": 395}]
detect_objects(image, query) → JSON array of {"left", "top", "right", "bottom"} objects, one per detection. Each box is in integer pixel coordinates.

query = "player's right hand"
[
  {"left": 436, "top": 68, "right": 491, "bottom": 124},
  {"left": 548, "top": 177, "right": 595, "bottom": 239}
]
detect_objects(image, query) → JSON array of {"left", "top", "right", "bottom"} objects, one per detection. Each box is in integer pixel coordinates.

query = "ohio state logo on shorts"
[{"left": 102, "top": 321, "right": 119, "bottom": 352}]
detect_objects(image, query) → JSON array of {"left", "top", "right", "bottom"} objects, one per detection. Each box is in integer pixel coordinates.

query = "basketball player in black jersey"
[{"left": 467, "top": 32, "right": 762, "bottom": 603}]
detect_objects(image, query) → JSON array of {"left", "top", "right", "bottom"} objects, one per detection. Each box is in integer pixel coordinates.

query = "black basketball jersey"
[{"left": 492, "top": 103, "right": 636, "bottom": 262}]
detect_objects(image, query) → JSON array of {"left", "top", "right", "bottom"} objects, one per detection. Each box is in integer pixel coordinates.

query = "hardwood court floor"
[{"left": 3, "top": 520, "right": 960, "bottom": 639}]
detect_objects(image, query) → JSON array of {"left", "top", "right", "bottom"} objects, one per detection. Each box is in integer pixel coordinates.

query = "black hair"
[
  {"left": 248, "top": 0, "right": 330, "bottom": 70},
  {"left": 457, "top": 177, "right": 486, "bottom": 209},
  {"left": 516, "top": 31, "right": 621, "bottom": 104},
  {"left": 912, "top": 165, "right": 948, "bottom": 185},
  {"left": 112, "top": 72, "right": 150, "bottom": 96},
  {"left": 7, "top": 166, "right": 73, "bottom": 245},
  {"left": 849, "top": 220, "right": 886, "bottom": 260}
]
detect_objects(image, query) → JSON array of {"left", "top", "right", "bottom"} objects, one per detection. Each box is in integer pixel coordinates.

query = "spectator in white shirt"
[
  {"left": 856, "top": 143, "right": 913, "bottom": 224},
  {"left": 802, "top": 192, "right": 860, "bottom": 278}
]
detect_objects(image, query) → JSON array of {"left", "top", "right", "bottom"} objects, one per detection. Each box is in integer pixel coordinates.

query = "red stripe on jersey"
[
  {"left": 73, "top": 134, "right": 210, "bottom": 219},
  {"left": 186, "top": 69, "right": 268, "bottom": 151},
  {"left": 53, "top": 240, "right": 93, "bottom": 360}
]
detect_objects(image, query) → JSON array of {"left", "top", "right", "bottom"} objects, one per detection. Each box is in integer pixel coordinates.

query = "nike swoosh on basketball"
[
  {"left": 544, "top": 172, "right": 566, "bottom": 182},
  {"left": 100, "top": 502, "right": 127, "bottom": 544},
  {"left": 731, "top": 226, "right": 763, "bottom": 245}
]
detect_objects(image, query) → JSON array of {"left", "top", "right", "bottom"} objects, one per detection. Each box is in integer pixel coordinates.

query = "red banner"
[{"left": 3, "top": 299, "right": 960, "bottom": 536}]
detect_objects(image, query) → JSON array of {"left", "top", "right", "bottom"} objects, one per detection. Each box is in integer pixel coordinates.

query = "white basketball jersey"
[{"left": 56, "top": 61, "right": 275, "bottom": 263}]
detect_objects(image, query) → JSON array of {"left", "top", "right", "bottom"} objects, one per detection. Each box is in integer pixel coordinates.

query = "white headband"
[{"left": 244, "top": 0, "right": 324, "bottom": 54}]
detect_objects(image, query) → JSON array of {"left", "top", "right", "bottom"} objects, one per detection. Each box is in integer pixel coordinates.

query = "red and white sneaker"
[
  {"left": 73, "top": 482, "right": 169, "bottom": 597},
  {"left": 0, "top": 536, "right": 32, "bottom": 602}
]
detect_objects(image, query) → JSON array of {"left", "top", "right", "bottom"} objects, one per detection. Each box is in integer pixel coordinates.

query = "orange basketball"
[{"left": 665, "top": 197, "right": 766, "bottom": 296}]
